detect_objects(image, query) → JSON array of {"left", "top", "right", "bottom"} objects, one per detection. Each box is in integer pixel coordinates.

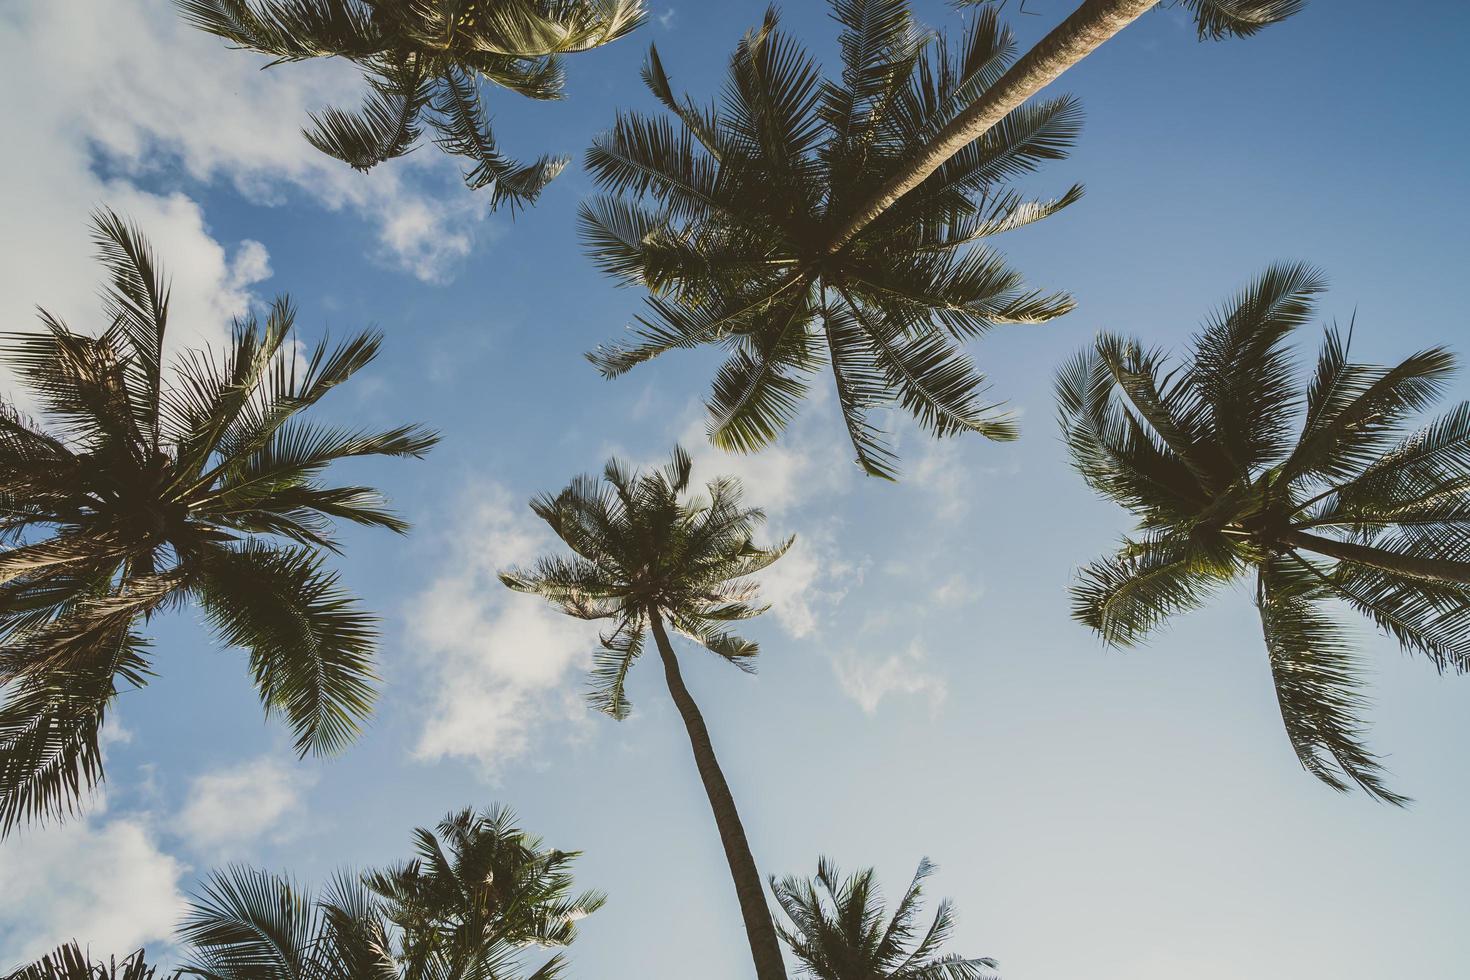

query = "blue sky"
[{"left": 2, "top": 0, "right": 1469, "bottom": 977}]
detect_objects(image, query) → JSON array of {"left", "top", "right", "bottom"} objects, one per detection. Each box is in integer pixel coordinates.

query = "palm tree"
[
  {"left": 500, "top": 448, "right": 792, "bottom": 980},
  {"left": 366, "top": 806, "right": 605, "bottom": 980},
  {"left": 0, "top": 210, "right": 436, "bottom": 834},
  {"left": 772, "top": 857, "right": 996, "bottom": 980},
  {"left": 179, "top": 806, "right": 597, "bottom": 980},
  {"left": 8, "top": 945, "right": 170, "bottom": 980},
  {"left": 581, "top": 2, "right": 1085, "bottom": 478},
  {"left": 828, "top": 0, "right": 1306, "bottom": 251},
  {"left": 1058, "top": 263, "right": 1470, "bottom": 804},
  {"left": 175, "top": 0, "right": 647, "bottom": 212}
]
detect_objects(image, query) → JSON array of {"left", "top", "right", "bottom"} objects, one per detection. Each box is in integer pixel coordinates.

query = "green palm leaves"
[
  {"left": 1059, "top": 263, "right": 1470, "bottom": 804},
  {"left": 0, "top": 211, "right": 435, "bottom": 834},
  {"left": 8, "top": 945, "right": 167, "bottom": 980},
  {"left": 582, "top": 1, "right": 1082, "bottom": 479},
  {"left": 176, "top": 0, "right": 647, "bottom": 212},
  {"left": 773, "top": 858, "right": 995, "bottom": 980},
  {"left": 178, "top": 806, "right": 595, "bottom": 980},
  {"left": 501, "top": 447, "right": 790, "bottom": 719}
]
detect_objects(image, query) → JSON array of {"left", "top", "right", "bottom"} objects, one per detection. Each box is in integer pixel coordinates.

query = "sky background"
[{"left": 2, "top": 0, "right": 1469, "bottom": 977}]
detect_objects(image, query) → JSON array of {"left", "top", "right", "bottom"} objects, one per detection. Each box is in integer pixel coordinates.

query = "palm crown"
[
  {"left": 9, "top": 945, "right": 167, "bottom": 980},
  {"left": 581, "top": 1, "right": 1082, "bottom": 479},
  {"left": 1058, "top": 263, "right": 1470, "bottom": 804},
  {"left": 366, "top": 806, "right": 605, "bottom": 980},
  {"left": 772, "top": 857, "right": 996, "bottom": 980},
  {"left": 178, "top": 806, "right": 597, "bottom": 980},
  {"left": 501, "top": 446, "right": 790, "bottom": 719},
  {"left": 176, "top": 0, "right": 647, "bottom": 212},
  {"left": 0, "top": 211, "right": 436, "bottom": 834}
]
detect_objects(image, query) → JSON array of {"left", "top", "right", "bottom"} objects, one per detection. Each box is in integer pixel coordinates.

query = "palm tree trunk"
[
  {"left": 1286, "top": 530, "right": 1470, "bottom": 585},
  {"left": 826, "top": 0, "right": 1158, "bottom": 253},
  {"left": 648, "top": 609, "right": 788, "bottom": 980}
]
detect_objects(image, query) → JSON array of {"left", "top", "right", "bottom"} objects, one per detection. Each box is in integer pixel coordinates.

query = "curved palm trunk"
[
  {"left": 826, "top": 0, "right": 1158, "bottom": 252},
  {"left": 648, "top": 610, "right": 788, "bottom": 980},
  {"left": 1287, "top": 530, "right": 1470, "bottom": 585}
]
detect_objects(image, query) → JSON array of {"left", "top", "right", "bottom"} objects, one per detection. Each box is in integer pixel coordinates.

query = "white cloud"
[
  {"left": 910, "top": 438, "right": 1021, "bottom": 521},
  {"left": 0, "top": 0, "right": 481, "bottom": 302},
  {"left": 177, "top": 756, "right": 316, "bottom": 854},
  {"left": 833, "top": 640, "right": 949, "bottom": 714},
  {"left": 757, "top": 526, "right": 866, "bottom": 639},
  {"left": 0, "top": 811, "right": 186, "bottom": 964},
  {"left": 408, "top": 486, "right": 601, "bottom": 773}
]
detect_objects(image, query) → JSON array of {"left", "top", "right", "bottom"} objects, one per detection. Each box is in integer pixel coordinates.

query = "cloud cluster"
[
  {"left": 408, "top": 486, "right": 602, "bottom": 773},
  {"left": 0, "top": 810, "right": 185, "bottom": 965},
  {"left": 178, "top": 756, "right": 317, "bottom": 855}
]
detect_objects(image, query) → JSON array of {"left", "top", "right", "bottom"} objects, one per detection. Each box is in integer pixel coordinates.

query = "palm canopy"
[
  {"left": 500, "top": 446, "right": 791, "bottom": 720},
  {"left": 581, "top": 1, "right": 1082, "bottom": 479},
  {"left": 176, "top": 0, "right": 647, "bottom": 212},
  {"left": 178, "top": 806, "right": 597, "bottom": 980},
  {"left": 366, "top": 806, "right": 606, "bottom": 980},
  {"left": 1058, "top": 263, "right": 1470, "bottom": 804},
  {"left": 0, "top": 210, "right": 436, "bottom": 834},
  {"left": 8, "top": 945, "right": 169, "bottom": 980},
  {"left": 772, "top": 857, "right": 996, "bottom": 980}
]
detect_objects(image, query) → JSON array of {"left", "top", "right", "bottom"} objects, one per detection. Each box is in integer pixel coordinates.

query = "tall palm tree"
[
  {"left": 827, "top": 0, "right": 1306, "bottom": 251},
  {"left": 366, "top": 806, "right": 605, "bottom": 980},
  {"left": 7, "top": 945, "right": 170, "bottom": 980},
  {"left": 772, "top": 857, "right": 996, "bottom": 980},
  {"left": 500, "top": 448, "right": 792, "bottom": 980},
  {"left": 0, "top": 210, "right": 436, "bottom": 835},
  {"left": 179, "top": 806, "right": 597, "bottom": 980},
  {"left": 1058, "top": 264, "right": 1470, "bottom": 804},
  {"left": 175, "top": 0, "right": 647, "bottom": 212},
  {"left": 581, "top": 2, "right": 1085, "bottom": 478}
]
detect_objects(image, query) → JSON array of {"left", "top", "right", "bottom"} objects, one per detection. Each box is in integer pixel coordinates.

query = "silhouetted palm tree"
[
  {"left": 501, "top": 448, "right": 792, "bottom": 980},
  {"left": 176, "top": 0, "right": 646, "bottom": 211},
  {"left": 1059, "top": 263, "right": 1470, "bottom": 804},
  {"left": 830, "top": 0, "right": 1305, "bottom": 250},
  {"left": 772, "top": 857, "right": 996, "bottom": 980},
  {"left": 367, "top": 806, "right": 605, "bottom": 980},
  {"left": 8, "top": 944, "right": 170, "bottom": 980},
  {"left": 582, "top": 2, "right": 1083, "bottom": 478},
  {"left": 179, "top": 806, "right": 597, "bottom": 980},
  {"left": 0, "top": 210, "right": 436, "bottom": 834}
]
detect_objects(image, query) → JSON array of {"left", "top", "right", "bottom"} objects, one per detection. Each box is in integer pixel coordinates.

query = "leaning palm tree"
[
  {"left": 367, "top": 806, "right": 605, "bottom": 980},
  {"left": 0, "top": 210, "right": 436, "bottom": 835},
  {"left": 830, "top": 0, "right": 1306, "bottom": 251},
  {"left": 1058, "top": 263, "right": 1470, "bottom": 804},
  {"left": 176, "top": 0, "right": 646, "bottom": 212},
  {"left": 7, "top": 944, "right": 170, "bottom": 980},
  {"left": 179, "top": 806, "right": 597, "bottom": 980},
  {"left": 772, "top": 857, "right": 996, "bottom": 980},
  {"left": 500, "top": 448, "right": 792, "bottom": 980},
  {"left": 582, "top": 2, "right": 1084, "bottom": 478}
]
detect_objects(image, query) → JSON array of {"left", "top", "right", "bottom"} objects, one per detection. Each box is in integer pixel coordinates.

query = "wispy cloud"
[
  {"left": 406, "top": 485, "right": 600, "bottom": 775},
  {"left": 178, "top": 756, "right": 317, "bottom": 855},
  {"left": 832, "top": 640, "right": 949, "bottom": 715}
]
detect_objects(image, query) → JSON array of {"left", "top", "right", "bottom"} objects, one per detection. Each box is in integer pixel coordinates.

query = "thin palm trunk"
[
  {"left": 648, "top": 609, "right": 788, "bottom": 980},
  {"left": 1286, "top": 530, "right": 1470, "bottom": 585},
  {"left": 826, "top": 0, "right": 1156, "bottom": 252}
]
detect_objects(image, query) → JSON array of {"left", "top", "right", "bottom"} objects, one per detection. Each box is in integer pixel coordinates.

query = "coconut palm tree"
[
  {"left": 581, "top": 2, "right": 1084, "bottom": 478},
  {"left": 829, "top": 0, "right": 1306, "bottom": 251},
  {"left": 366, "top": 806, "right": 605, "bottom": 980},
  {"left": 7, "top": 945, "right": 170, "bottom": 980},
  {"left": 175, "top": 0, "right": 646, "bottom": 212},
  {"left": 0, "top": 210, "right": 436, "bottom": 835},
  {"left": 1058, "top": 263, "right": 1470, "bottom": 804},
  {"left": 179, "top": 806, "right": 597, "bottom": 980},
  {"left": 772, "top": 857, "right": 996, "bottom": 980},
  {"left": 500, "top": 448, "right": 792, "bottom": 980}
]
